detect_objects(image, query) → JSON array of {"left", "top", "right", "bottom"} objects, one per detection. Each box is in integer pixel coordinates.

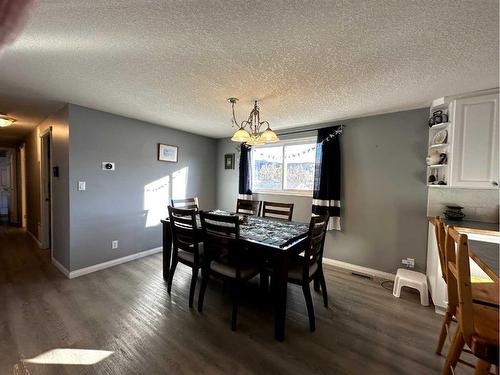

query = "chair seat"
[
  {"left": 210, "top": 260, "right": 258, "bottom": 279},
  {"left": 177, "top": 243, "right": 204, "bottom": 263},
  {"left": 288, "top": 259, "right": 318, "bottom": 280},
  {"left": 468, "top": 304, "right": 500, "bottom": 364},
  {"left": 472, "top": 304, "right": 500, "bottom": 346},
  {"left": 266, "top": 256, "right": 318, "bottom": 281}
]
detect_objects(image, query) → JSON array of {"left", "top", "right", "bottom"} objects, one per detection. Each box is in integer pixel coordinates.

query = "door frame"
[
  {"left": 19, "top": 143, "right": 27, "bottom": 228},
  {"left": 39, "top": 127, "right": 53, "bottom": 253}
]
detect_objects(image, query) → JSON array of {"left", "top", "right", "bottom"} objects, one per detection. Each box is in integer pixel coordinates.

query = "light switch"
[{"left": 78, "top": 181, "right": 86, "bottom": 191}]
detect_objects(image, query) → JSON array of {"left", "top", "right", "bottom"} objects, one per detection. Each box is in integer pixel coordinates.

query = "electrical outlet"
[
  {"left": 78, "top": 181, "right": 86, "bottom": 191},
  {"left": 112, "top": 240, "right": 118, "bottom": 249},
  {"left": 402, "top": 258, "right": 415, "bottom": 269}
]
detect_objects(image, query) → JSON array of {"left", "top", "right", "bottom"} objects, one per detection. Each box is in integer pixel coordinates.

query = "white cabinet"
[{"left": 450, "top": 93, "right": 499, "bottom": 188}]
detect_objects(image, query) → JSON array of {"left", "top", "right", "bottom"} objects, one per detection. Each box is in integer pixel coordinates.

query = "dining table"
[{"left": 161, "top": 213, "right": 310, "bottom": 341}]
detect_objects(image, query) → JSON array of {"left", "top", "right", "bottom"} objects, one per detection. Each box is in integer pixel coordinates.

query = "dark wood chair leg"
[
  {"left": 319, "top": 272, "right": 328, "bottom": 308},
  {"left": 313, "top": 276, "right": 320, "bottom": 292},
  {"left": 189, "top": 267, "right": 199, "bottom": 308},
  {"left": 231, "top": 281, "right": 240, "bottom": 331},
  {"left": 260, "top": 272, "right": 269, "bottom": 291},
  {"left": 436, "top": 311, "right": 453, "bottom": 355},
  {"left": 167, "top": 254, "right": 178, "bottom": 294},
  {"left": 197, "top": 269, "right": 209, "bottom": 312},
  {"left": 302, "top": 283, "right": 316, "bottom": 332}
]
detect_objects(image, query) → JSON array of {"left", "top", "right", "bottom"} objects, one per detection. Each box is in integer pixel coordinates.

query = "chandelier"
[
  {"left": 0, "top": 114, "right": 16, "bottom": 128},
  {"left": 228, "top": 98, "right": 279, "bottom": 145}
]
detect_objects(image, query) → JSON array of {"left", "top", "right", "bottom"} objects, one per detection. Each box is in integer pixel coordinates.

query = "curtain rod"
[{"left": 277, "top": 124, "right": 345, "bottom": 137}]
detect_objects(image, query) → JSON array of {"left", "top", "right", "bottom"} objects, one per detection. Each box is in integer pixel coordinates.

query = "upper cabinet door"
[{"left": 451, "top": 93, "right": 499, "bottom": 188}]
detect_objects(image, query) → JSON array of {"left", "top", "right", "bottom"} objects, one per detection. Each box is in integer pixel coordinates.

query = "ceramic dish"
[{"left": 432, "top": 129, "right": 448, "bottom": 145}]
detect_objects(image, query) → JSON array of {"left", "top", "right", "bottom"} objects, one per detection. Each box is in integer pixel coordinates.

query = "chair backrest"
[
  {"left": 445, "top": 226, "right": 474, "bottom": 342},
  {"left": 303, "top": 214, "right": 329, "bottom": 277},
  {"left": 262, "top": 201, "right": 294, "bottom": 221},
  {"left": 171, "top": 197, "right": 199, "bottom": 211},
  {"left": 168, "top": 206, "right": 200, "bottom": 262},
  {"left": 434, "top": 216, "right": 447, "bottom": 282},
  {"left": 236, "top": 199, "right": 261, "bottom": 216},
  {"left": 199, "top": 211, "right": 243, "bottom": 276}
]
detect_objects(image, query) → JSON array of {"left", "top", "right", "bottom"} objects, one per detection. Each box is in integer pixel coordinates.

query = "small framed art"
[
  {"left": 158, "top": 143, "right": 178, "bottom": 162},
  {"left": 224, "top": 153, "right": 235, "bottom": 169}
]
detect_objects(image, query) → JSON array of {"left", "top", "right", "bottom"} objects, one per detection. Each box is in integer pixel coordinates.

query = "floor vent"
[{"left": 351, "top": 272, "right": 372, "bottom": 279}]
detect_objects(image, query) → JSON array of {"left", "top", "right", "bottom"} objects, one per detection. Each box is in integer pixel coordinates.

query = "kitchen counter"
[
  {"left": 427, "top": 216, "right": 499, "bottom": 233},
  {"left": 426, "top": 216, "right": 499, "bottom": 312},
  {"left": 469, "top": 240, "right": 499, "bottom": 278}
]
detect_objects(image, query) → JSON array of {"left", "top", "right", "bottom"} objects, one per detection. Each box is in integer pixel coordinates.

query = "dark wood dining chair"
[
  {"left": 167, "top": 206, "right": 203, "bottom": 308},
  {"left": 236, "top": 198, "right": 261, "bottom": 216},
  {"left": 197, "top": 211, "right": 260, "bottom": 331},
  {"left": 267, "top": 214, "right": 329, "bottom": 332},
  {"left": 171, "top": 197, "right": 199, "bottom": 211},
  {"left": 262, "top": 201, "right": 294, "bottom": 221},
  {"left": 442, "top": 226, "right": 499, "bottom": 375}
]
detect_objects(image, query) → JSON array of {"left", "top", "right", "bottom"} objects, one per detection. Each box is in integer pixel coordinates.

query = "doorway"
[
  {"left": 39, "top": 129, "right": 52, "bottom": 250},
  {"left": 0, "top": 148, "right": 18, "bottom": 226}
]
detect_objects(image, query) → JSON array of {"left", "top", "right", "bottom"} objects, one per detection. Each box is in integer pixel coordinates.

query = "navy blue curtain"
[
  {"left": 312, "top": 126, "right": 342, "bottom": 230},
  {"left": 238, "top": 144, "right": 252, "bottom": 196}
]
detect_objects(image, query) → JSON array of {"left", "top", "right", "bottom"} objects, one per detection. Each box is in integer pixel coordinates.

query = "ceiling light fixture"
[
  {"left": 0, "top": 114, "right": 16, "bottom": 128},
  {"left": 228, "top": 98, "right": 279, "bottom": 145}
]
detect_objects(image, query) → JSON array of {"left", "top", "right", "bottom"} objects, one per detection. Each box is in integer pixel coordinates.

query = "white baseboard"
[
  {"left": 323, "top": 258, "right": 396, "bottom": 281},
  {"left": 27, "top": 230, "right": 42, "bottom": 248},
  {"left": 68, "top": 247, "right": 162, "bottom": 279},
  {"left": 51, "top": 256, "right": 70, "bottom": 278}
]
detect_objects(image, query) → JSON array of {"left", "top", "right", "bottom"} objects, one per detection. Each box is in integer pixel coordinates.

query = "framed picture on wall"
[
  {"left": 158, "top": 143, "right": 178, "bottom": 162},
  {"left": 224, "top": 153, "right": 235, "bottom": 169}
]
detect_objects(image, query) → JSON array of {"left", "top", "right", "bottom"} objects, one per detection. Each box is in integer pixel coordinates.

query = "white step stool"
[{"left": 392, "top": 268, "right": 430, "bottom": 306}]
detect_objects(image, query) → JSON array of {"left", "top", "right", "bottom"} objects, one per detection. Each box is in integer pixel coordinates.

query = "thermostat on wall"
[{"left": 102, "top": 162, "right": 115, "bottom": 171}]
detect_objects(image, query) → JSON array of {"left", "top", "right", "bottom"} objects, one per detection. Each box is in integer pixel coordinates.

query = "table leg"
[
  {"left": 162, "top": 221, "right": 172, "bottom": 281},
  {"left": 272, "top": 251, "right": 288, "bottom": 341}
]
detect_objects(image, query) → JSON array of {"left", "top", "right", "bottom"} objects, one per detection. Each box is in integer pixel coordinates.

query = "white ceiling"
[{"left": 0, "top": 0, "right": 498, "bottom": 141}]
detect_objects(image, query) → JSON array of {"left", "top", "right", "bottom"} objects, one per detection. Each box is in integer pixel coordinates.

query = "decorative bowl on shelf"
[{"left": 443, "top": 205, "right": 465, "bottom": 220}]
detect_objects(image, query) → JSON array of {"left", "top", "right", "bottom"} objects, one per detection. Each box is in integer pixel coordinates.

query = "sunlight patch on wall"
[
  {"left": 144, "top": 175, "right": 170, "bottom": 228},
  {"left": 172, "top": 167, "right": 188, "bottom": 201},
  {"left": 23, "top": 348, "right": 113, "bottom": 365}
]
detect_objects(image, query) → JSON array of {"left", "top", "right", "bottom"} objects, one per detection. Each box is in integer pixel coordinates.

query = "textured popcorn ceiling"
[{"left": 0, "top": 0, "right": 498, "bottom": 140}]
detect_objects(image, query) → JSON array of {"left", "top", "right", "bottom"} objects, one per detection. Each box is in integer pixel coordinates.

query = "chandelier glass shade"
[
  {"left": 0, "top": 114, "right": 16, "bottom": 127},
  {"left": 228, "top": 98, "right": 279, "bottom": 145}
]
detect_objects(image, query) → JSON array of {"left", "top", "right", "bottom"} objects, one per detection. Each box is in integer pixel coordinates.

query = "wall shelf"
[
  {"left": 429, "top": 122, "right": 451, "bottom": 130},
  {"left": 429, "top": 143, "right": 448, "bottom": 149},
  {"left": 427, "top": 164, "right": 447, "bottom": 168}
]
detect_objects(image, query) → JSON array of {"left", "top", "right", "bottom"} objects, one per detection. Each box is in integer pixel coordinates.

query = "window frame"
[{"left": 251, "top": 136, "right": 317, "bottom": 197}]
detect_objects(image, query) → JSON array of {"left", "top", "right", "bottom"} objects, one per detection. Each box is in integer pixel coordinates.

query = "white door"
[
  {"left": 451, "top": 93, "right": 499, "bottom": 188},
  {"left": 0, "top": 155, "right": 10, "bottom": 216}
]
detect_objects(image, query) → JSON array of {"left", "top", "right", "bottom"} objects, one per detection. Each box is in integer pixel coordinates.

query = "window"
[{"left": 251, "top": 138, "right": 317, "bottom": 194}]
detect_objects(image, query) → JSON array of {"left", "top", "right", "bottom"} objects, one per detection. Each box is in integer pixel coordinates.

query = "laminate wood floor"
[{"left": 0, "top": 225, "right": 473, "bottom": 374}]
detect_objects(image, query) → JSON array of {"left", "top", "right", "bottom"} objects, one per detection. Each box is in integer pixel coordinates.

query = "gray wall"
[
  {"left": 216, "top": 108, "right": 429, "bottom": 273},
  {"left": 67, "top": 105, "right": 217, "bottom": 271}
]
